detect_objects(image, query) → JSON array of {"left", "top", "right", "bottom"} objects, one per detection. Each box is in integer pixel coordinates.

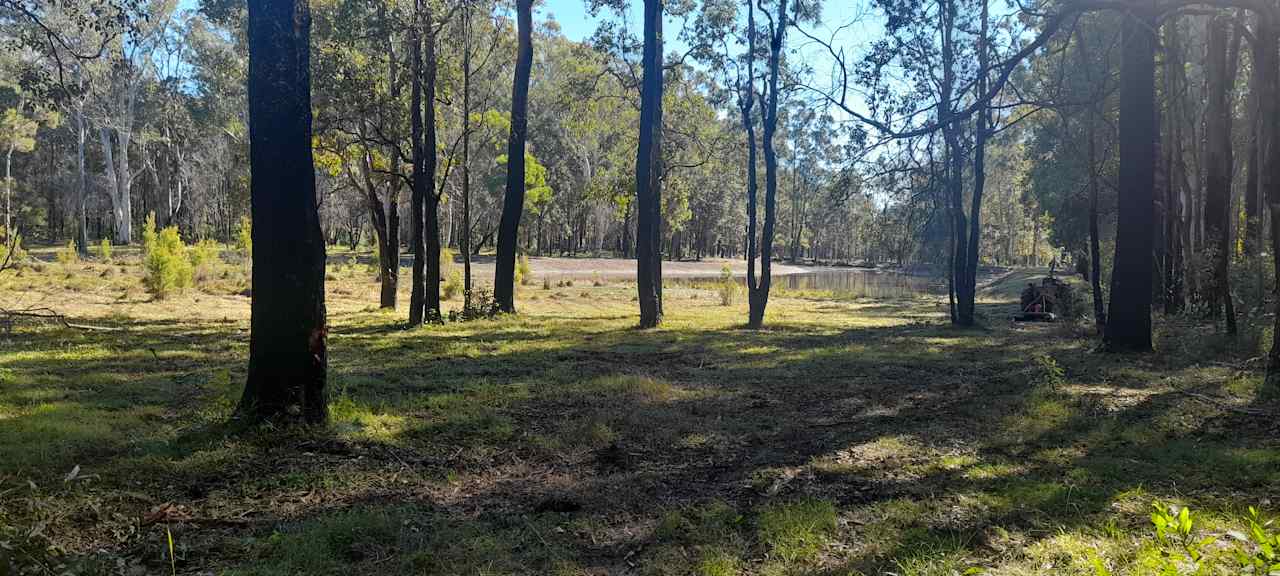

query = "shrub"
[
  {"left": 717, "top": 265, "right": 741, "bottom": 307},
  {"left": 97, "top": 238, "right": 112, "bottom": 262},
  {"left": 0, "top": 230, "right": 27, "bottom": 268},
  {"left": 516, "top": 254, "right": 532, "bottom": 286},
  {"left": 440, "top": 246, "right": 456, "bottom": 278},
  {"left": 542, "top": 276, "right": 552, "bottom": 290},
  {"left": 235, "top": 215, "right": 252, "bottom": 258},
  {"left": 55, "top": 240, "right": 78, "bottom": 266},
  {"left": 142, "top": 213, "right": 193, "bottom": 298},
  {"left": 189, "top": 239, "right": 223, "bottom": 283},
  {"left": 442, "top": 269, "right": 463, "bottom": 301}
]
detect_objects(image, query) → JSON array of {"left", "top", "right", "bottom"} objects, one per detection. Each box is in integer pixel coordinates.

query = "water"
[
  {"left": 677, "top": 268, "right": 943, "bottom": 300},
  {"left": 774, "top": 269, "right": 942, "bottom": 299}
]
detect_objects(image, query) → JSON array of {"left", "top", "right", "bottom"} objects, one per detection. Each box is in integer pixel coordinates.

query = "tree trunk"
[
  {"left": 237, "top": 0, "right": 327, "bottom": 424},
  {"left": 1105, "top": 8, "right": 1157, "bottom": 352},
  {"left": 74, "top": 101, "right": 88, "bottom": 254},
  {"left": 358, "top": 134, "right": 396, "bottom": 309},
  {"left": 941, "top": 0, "right": 971, "bottom": 326},
  {"left": 635, "top": 0, "right": 664, "bottom": 328},
  {"left": 409, "top": 0, "right": 428, "bottom": 326},
  {"left": 1163, "top": 19, "right": 1186, "bottom": 314},
  {"left": 961, "top": 0, "right": 990, "bottom": 327},
  {"left": 494, "top": 0, "right": 533, "bottom": 313},
  {"left": 742, "top": 0, "right": 760, "bottom": 326},
  {"left": 749, "top": 0, "right": 786, "bottom": 329},
  {"left": 461, "top": 2, "right": 473, "bottom": 307},
  {"left": 423, "top": 12, "right": 442, "bottom": 321},
  {"left": 1204, "top": 15, "right": 1237, "bottom": 334}
]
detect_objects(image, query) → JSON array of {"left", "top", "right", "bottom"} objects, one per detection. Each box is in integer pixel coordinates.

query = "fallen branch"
[
  {"left": 1166, "top": 379, "right": 1273, "bottom": 416},
  {"left": 0, "top": 307, "right": 125, "bottom": 332}
]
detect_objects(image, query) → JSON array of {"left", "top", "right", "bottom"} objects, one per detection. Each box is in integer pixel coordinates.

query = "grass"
[{"left": 1, "top": 255, "right": 1278, "bottom": 574}]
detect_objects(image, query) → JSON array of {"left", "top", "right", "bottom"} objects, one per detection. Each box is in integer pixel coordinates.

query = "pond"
[{"left": 675, "top": 267, "right": 944, "bottom": 300}]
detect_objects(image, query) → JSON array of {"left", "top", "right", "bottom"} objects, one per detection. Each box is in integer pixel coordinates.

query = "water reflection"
[{"left": 675, "top": 268, "right": 943, "bottom": 300}]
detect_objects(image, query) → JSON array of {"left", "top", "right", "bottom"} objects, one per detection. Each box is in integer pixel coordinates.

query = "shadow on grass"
[{"left": 1, "top": 295, "right": 1277, "bottom": 574}]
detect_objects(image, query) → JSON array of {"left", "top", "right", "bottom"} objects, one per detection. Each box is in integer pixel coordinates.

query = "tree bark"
[
  {"left": 749, "top": 0, "right": 787, "bottom": 329},
  {"left": 409, "top": 0, "right": 428, "bottom": 326},
  {"left": 461, "top": 1, "right": 473, "bottom": 307},
  {"left": 1203, "top": 14, "right": 1236, "bottom": 334},
  {"left": 494, "top": 0, "right": 534, "bottom": 313},
  {"left": 423, "top": 11, "right": 442, "bottom": 321},
  {"left": 1105, "top": 8, "right": 1157, "bottom": 352},
  {"left": 237, "top": 0, "right": 327, "bottom": 424},
  {"left": 635, "top": 0, "right": 664, "bottom": 328}
]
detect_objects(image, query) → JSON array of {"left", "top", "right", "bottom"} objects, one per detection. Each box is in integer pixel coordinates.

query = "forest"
[{"left": 2, "top": 0, "right": 1280, "bottom": 573}]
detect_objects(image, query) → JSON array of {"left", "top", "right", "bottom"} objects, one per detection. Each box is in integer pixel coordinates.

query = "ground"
[{"left": 1, "top": 249, "right": 1278, "bottom": 575}]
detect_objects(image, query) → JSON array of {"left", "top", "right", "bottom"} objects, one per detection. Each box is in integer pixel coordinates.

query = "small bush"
[
  {"left": 97, "top": 238, "right": 112, "bottom": 262},
  {"left": 516, "top": 254, "right": 532, "bottom": 286},
  {"left": 542, "top": 276, "right": 552, "bottom": 290},
  {"left": 189, "top": 239, "right": 222, "bottom": 283},
  {"left": 0, "top": 230, "right": 27, "bottom": 268},
  {"left": 717, "top": 265, "right": 741, "bottom": 306},
  {"left": 235, "top": 215, "right": 252, "bottom": 258},
  {"left": 440, "top": 246, "right": 456, "bottom": 278},
  {"left": 443, "top": 269, "right": 463, "bottom": 301},
  {"left": 55, "top": 240, "right": 78, "bottom": 266},
  {"left": 142, "top": 213, "right": 193, "bottom": 298}
]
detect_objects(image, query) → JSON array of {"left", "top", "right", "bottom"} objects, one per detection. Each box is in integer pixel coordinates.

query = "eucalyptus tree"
[
  {"left": 237, "top": 0, "right": 328, "bottom": 424},
  {"left": 494, "top": 0, "right": 534, "bottom": 314}
]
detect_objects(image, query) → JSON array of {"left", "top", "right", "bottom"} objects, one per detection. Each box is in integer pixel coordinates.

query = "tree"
[
  {"left": 1, "top": 106, "right": 38, "bottom": 237},
  {"left": 494, "top": 0, "right": 533, "bottom": 314},
  {"left": 635, "top": 0, "right": 664, "bottom": 328},
  {"left": 747, "top": 0, "right": 787, "bottom": 329},
  {"left": 1104, "top": 8, "right": 1156, "bottom": 353},
  {"left": 236, "top": 0, "right": 328, "bottom": 423},
  {"left": 1202, "top": 14, "right": 1237, "bottom": 335}
]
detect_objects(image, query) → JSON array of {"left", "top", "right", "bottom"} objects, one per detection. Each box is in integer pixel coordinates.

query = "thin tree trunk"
[
  {"left": 237, "top": 0, "right": 327, "bottom": 424},
  {"left": 1204, "top": 14, "right": 1237, "bottom": 334},
  {"left": 494, "top": 0, "right": 533, "bottom": 313},
  {"left": 748, "top": 0, "right": 786, "bottom": 329},
  {"left": 462, "top": 1, "right": 473, "bottom": 307},
  {"left": 409, "top": 0, "right": 427, "bottom": 326},
  {"left": 423, "top": 11, "right": 442, "bottom": 321}
]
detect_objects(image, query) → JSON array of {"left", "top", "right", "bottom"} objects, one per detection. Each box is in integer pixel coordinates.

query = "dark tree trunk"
[
  {"left": 1105, "top": 8, "right": 1157, "bottom": 352},
  {"left": 359, "top": 134, "right": 397, "bottom": 309},
  {"left": 1258, "top": 14, "right": 1280, "bottom": 388},
  {"left": 1163, "top": 20, "right": 1185, "bottom": 314},
  {"left": 941, "top": 0, "right": 971, "bottom": 326},
  {"left": 494, "top": 0, "right": 533, "bottom": 313},
  {"left": 409, "top": 0, "right": 427, "bottom": 326},
  {"left": 423, "top": 14, "right": 442, "bottom": 322},
  {"left": 635, "top": 0, "right": 664, "bottom": 328},
  {"left": 237, "top": 0, "right": 327, "bottom": 423},
  {"left": 1079, "top": 24, "right": 1107, "bottom": 326},
  {"left": 961, "top": 0, "right": 990, "bottom": 327},
  {"left": 748, "top": 0, "right": 786, "bottom": 329},
  {"left": 1203, "top": 15, "right": 1236, "bottom": 334},
  {"left": 741, "top": 0, "right": 760, "bottom": 326},
  {"left": 461, "top": 2, "right": 473, "bottom": 307}
]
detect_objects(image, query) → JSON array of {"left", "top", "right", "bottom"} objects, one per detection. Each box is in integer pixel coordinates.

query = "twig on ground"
[{"left": 0, "top": 307, "right": 125, "bottom": 332}]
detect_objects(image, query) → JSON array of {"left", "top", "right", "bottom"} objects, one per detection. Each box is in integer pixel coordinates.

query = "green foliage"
[
  {"left": 55, "top": 240, "right": 78, "bottom": 265},
  {"left": 516, "top": 254, "right": 532, "bottom": 286},
  {"left": 443, "top": 270, "right": 463, "bottom": 301},
  {"left": 189, "top": 239, "right": 223, "bottom": 283},
  {"left": 97, "top": 238, "right": 112, "bottom": 262},
  {"left": 142, "top": 214, "right": 193, "bottom": 298},
  {"left": 1088, "top": 502, "right": 1280, "bottom": 575},
  {"left": 235, "top": 215, "right": 252, "bottom": 259},
  {"left": 717, "top": 265, "right": 741, "bottom": 307}
]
